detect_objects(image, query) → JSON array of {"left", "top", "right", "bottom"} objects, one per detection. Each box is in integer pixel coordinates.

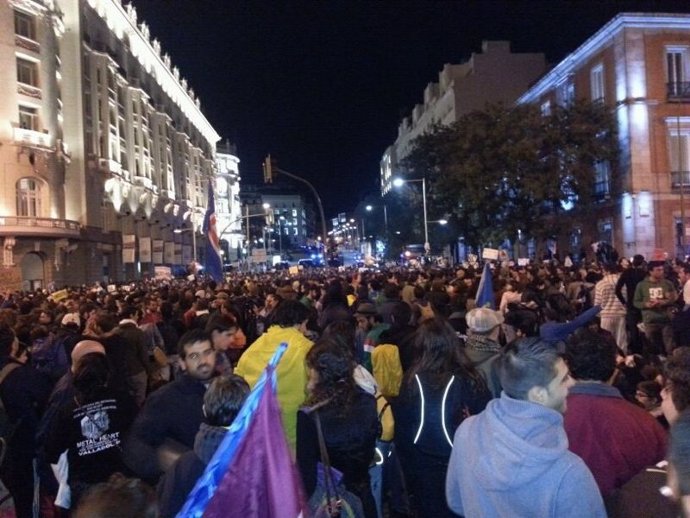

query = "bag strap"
[
  {"left": 313, "top": 410, "right": 341, "bottom": 517},
  {"left": 0, "top": 362, "right": 20, "bottom": 386},
  {"left": 376, "top": 395, "right": 390, "bottom": 422}
]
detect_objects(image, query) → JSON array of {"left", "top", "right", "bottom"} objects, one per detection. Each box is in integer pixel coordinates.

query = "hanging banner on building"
[
  {"left": 139, "top": 237, "right": 151, "bottom": 263},
  {"left": 122, "top": 234, "right": 136, "bottom": 264},
  {"left": 174, "top": 243, "right": 182, "bottom": 264},
  {"left": 164, "top": 242, "right": 175, "bottom": 264},
  {"left": 153, "top": 240, "right": 164, "bottom": 264},
  {"left": 182, "top": 245, "right": 192, "bottom": 264}
]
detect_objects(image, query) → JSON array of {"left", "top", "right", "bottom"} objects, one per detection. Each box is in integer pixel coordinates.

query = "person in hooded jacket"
[
  {"left": 157, "top": 374, "right": 249, "bottom": 518},
  {"left": 445, "top": 336, "right": 606, "bottom": 518}
]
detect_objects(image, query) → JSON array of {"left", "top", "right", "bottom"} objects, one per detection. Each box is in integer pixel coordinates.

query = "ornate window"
[
  {"left": 16, "top": 57, "right": 38, "bottom": 86},
  {"left": 18, "top": 105, "right": 38, "bottom": 130},
  {"left": 16, "top": 178, "right": 42, "bottom": 217},
  {"left": 14, "top": 10, "right": 36, "bottom": 41},
  {"left": 590, "top": 64, "right": 605, "bottom": 103}
]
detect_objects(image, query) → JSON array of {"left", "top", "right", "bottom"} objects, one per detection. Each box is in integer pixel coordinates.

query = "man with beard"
[{"left": 123, "top": 329, "right": 217, "bottom": 481}]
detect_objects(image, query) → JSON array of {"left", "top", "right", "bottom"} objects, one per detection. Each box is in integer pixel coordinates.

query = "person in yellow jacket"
[{"left": 235, "top": 300, "right": 313, "bottom": 452}]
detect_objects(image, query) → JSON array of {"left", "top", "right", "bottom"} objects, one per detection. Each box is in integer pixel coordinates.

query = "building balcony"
[
  {"left": 13, "top": 127, "right": 54, "bottom": 150},
  {"left": 17, "top": 83, "right": 41, "bottom": 100},
  {"left": 133, "top": 175, "right": 153, "bottom": 190},
  {"left": 15, "top": 35, "right": 40, "bottom": 54},
  {"left": 668, "top": 82, "right": 690, "bottom": 101},
  {"left": 98, "top": 158, "right": 121, "bottom": 175},
  {"left": 671, "top": 171, "right": 690, "bottom": 188},
  {"left": 0, "top": 216, "right": 81, "bottom": 237}
]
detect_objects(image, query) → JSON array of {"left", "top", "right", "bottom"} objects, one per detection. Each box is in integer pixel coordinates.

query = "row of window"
[{"left": 540, "top": 47, "right": 690, "bottom": 115}]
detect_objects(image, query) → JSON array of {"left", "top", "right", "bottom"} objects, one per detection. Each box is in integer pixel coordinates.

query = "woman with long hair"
[
  {"left": 296, "top": 339, "right": 379, "bottom": 518},
  {"left": 393, "top": 318, "right": 492, "bottom": 518}
]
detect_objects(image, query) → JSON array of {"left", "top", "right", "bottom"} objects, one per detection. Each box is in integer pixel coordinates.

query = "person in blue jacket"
[{"left": 446, "top": 336, "right": 606, "bottom": 518}]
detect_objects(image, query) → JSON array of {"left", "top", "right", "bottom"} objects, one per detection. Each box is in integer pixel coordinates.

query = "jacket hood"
[
  {"left": 466, "top": 392, "right": 569, "bottom": 490},
  {"left": 193, "top": 423, "right": 228, "bottom": 464}
]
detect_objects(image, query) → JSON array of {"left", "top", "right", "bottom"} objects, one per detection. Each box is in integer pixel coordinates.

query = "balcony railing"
[
  {"left": 13, "top": 127, "right": 53, "bottom": 149},
  {"left": 671, "top": 171, "right": 690, "bottom": 187},
  {"left": 17, "top": 83, "right": 41, "bottom": 100},
  {"left": 668, "top": 82, "right": 690, "bottom": 101},
  {"left": 15, "top": 35, "right": 39, "bottom": 53},
  {"left": 0, "top": 217, "right": 81, "bottom": 237}
]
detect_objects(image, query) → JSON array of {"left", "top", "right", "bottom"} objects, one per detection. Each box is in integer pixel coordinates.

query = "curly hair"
[{"left": 304, "top": 339, "right": 356, "bottom": 413}]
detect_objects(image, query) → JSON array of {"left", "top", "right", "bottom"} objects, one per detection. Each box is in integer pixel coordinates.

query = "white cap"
[
  {"left": 466, "top": 307, "right": 504, "bottom": 333},
  {"left": 61, "top": 313, "right": 81, "bottom": 327}
]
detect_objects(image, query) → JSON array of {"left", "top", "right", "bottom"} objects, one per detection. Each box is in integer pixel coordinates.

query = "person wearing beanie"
[{"left": 464, "top": 308, "right": 504, "bottom": 397}]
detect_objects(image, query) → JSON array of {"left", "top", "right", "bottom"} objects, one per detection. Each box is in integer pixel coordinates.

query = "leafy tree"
[{"left": 402, "top": 101, "right": 618, "bottom": 249}]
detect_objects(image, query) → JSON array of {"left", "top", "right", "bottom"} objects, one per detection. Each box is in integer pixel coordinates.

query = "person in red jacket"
[{"left": 563, "top": 328, "right": 667, "bottom": 500}]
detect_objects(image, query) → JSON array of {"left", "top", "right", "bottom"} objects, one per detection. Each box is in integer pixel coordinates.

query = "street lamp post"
[
  {"left": 365, "top": 203, "right": 389, "bottom": 243},
  {"left": 275, "top": 216, "right": 286, "bottom": 257},
  {"left": 217, "top": 205, "right": 272, "bottom": 263},
  {"left": 393, "top": 177, "right": 429, "bottom": 253}
]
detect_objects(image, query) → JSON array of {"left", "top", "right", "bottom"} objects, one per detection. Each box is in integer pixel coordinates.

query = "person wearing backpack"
[
  {"left": 297, "top": 340, "right": 379, "bottom": 518},
  {"left": 30, "top": 325, "right": 69, "bottom": 384},
  {"left": 0, "top": 323, "right": 52, "bottom": 518},
  {"left": 392, "top": 318, "right": 491, "bottom": 518}
]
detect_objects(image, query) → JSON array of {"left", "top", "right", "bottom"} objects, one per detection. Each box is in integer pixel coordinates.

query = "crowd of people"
[{"left": 1, "top": 253, "right": 690, "bottom": 517}]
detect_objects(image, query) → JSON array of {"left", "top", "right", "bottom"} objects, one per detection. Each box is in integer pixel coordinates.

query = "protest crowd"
[{"left": 3, "top": 252, "right": 690, "bottom": 517}]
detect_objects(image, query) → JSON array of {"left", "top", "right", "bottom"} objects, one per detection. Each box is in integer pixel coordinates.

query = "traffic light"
[{"left": 263, "top": 154, "right": 276, "bottom": 183}]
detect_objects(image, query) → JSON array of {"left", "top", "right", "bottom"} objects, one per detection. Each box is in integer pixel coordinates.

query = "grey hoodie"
[{"left": 446, "top": 392, "right": 606, "bottom": 518}]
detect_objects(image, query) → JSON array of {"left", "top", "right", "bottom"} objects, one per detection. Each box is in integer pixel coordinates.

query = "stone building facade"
[
  {"left": 0, "top": 0, "right": 220, "bottom": 288},
  {"left": 380, "top": 41, "right": 547, "bottom": 195}
]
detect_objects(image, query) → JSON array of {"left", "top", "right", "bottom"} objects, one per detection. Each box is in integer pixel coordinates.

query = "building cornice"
[
  {"left": 85, "top": 0, "right": 220, "bottom": 147},
  {"left": 517, "top": 13, "right": 690, "bottom": 104}
]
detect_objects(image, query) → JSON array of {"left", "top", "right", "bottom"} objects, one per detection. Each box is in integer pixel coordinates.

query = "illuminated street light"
[{"left": 393, "top": 177, "right": 428, "bottom": 253}]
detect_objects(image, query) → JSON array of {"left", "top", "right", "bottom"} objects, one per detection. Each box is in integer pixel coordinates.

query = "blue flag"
[
  {"left": 202, "top": 183, "right": 223, "bottom": 284},
  {"left": 475, "top": 261, "right": 495, "bottom": 309},
  {"left": 176, "top": 343, "right": 303, "bottom": 518}
]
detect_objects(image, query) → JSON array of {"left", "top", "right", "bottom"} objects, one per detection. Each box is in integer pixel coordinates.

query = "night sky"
[{"left": 132, "top": 0, "right": 690, "bottom": 218}]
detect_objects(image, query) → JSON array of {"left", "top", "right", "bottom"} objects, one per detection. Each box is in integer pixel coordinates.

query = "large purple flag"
[{"left": 202, "top": 366, "right": 307, "bottom": 518}]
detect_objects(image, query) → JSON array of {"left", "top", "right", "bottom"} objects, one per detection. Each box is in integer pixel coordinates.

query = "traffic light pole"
[
  {"left": 276, "top": 167, "right": 328, "bottom": 249},
  {"left": 263, "top": 156, "right": 328, "bottom": 249}
]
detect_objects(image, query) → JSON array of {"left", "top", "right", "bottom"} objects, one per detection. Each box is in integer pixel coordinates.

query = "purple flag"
[{"left": 202, "top": 368, "right": 307, "bottom": 518}]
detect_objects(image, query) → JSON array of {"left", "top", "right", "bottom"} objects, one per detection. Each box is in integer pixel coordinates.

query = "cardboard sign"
[
  {"left": 482, "top": 248, "right": 499, "bottom": 260},
  {"left": 49, "top": 288, "right": 69, "bottom": 302},
  {"left": 154, "top": 266, "right": 172, "bottom": 280}
]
